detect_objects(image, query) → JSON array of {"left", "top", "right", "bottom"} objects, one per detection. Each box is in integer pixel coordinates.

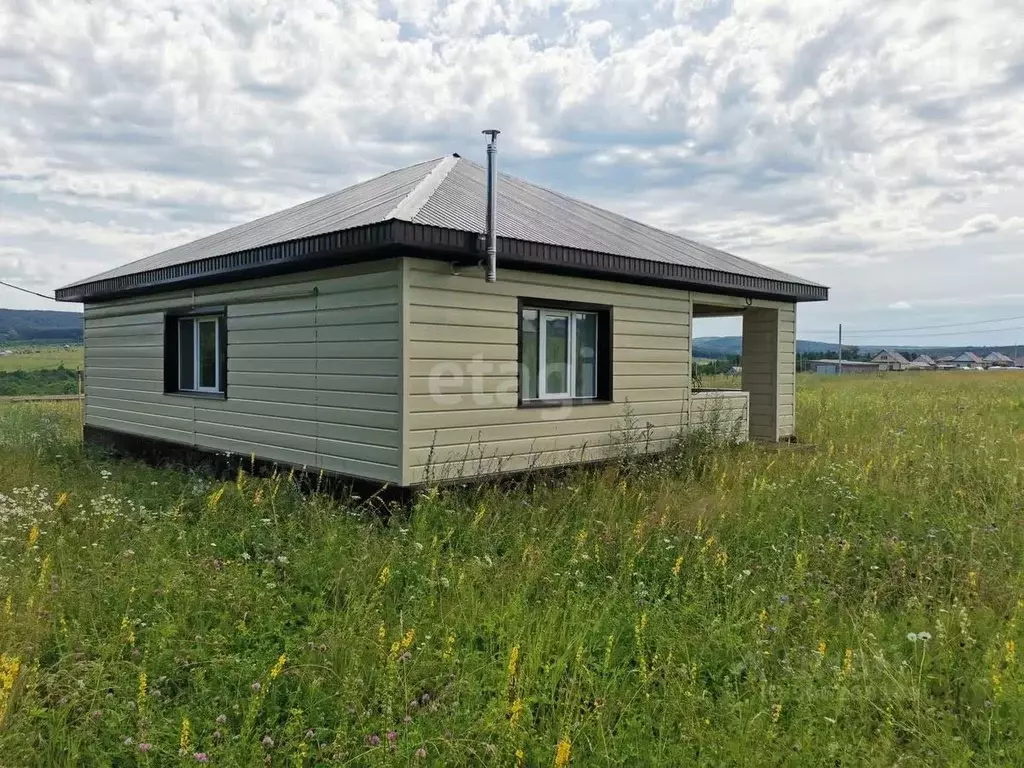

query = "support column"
[{"left": 741, "top": 305, "right": 796, "bottom": 441}]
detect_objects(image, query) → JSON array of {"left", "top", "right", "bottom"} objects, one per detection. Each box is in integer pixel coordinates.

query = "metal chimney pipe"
[{"left": 482, "top": 129, "right": 500, "bottom": 283}]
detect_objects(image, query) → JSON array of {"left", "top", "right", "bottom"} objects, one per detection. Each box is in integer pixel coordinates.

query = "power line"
[
  {"left": 0, "top": 279, "right": 55, "bottom": 302},
  {"left": 800, "top": 312, "right": 1024, "bottom": 336},
  {"left": 832, "top": 324, "right": 1024, "bottom": 340}
]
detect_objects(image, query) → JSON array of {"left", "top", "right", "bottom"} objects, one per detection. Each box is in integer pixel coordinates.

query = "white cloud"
[
  {"left": 888, "top": 301, "right": 912, "bottom": 311},
  {"left": 0, "top": 0, "right": 1022, "bottom": 346}
]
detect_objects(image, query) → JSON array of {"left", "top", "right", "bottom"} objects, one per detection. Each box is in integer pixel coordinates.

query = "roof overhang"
[{"left": 56, "top": 220, "right": 828, "bottom": 304}]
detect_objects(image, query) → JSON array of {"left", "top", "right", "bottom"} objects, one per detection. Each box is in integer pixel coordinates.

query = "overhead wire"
[{"left": 0, "top": 278, "right": 55, "bottom": 302}]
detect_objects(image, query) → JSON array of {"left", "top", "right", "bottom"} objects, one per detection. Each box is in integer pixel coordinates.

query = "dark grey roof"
[{"left": 57, "top": 155, "right": 827, "bottom": 302}]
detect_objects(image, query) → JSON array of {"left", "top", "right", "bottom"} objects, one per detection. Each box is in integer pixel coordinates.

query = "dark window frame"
[
  {"left": 517, "top": 297, "right": 613, "bottom": 409},
  {"left": 164, "top": 306, "right": 228, "bottom": 399}
]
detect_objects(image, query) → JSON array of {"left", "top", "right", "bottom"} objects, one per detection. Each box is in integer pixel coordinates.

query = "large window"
[
  {"left": 519, "top": 300, "right": 611, "bottom": 404},
  {"left": 165, "top": 311, "right": 226, "bottom": 396}
]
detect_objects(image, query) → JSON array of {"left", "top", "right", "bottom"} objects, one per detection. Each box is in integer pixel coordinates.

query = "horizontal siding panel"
[
  {"left": 228, "top": 312, "right": 315, "bottom": 332},
  {"left": 230, "top": 343, "right": 318, "bottom": 359},
  {"left": 316, "top": 287, "right": 400, "bottom": 312},
  {"left": 614, "top": 334, "right": 688, "bottom": 351},
  {"left": 410, "top": 324, "right": 518, "bottom": 345},
  {"left": 316, "top": 324, "right": 399, "bottom": 343},
  {"left": 317, "top": 453, "right": 401, "bottom": 484},
  {"left": 196, "top": 434, "right": 317, "bottom": 468},
  {"left": 409, "top": 413, "right": 685, "bottom": 450},
  {"left": 612, "top": 387, "right": 685, "bottom": 402},
  {"left": 230, "top": 359, "right": 318, "bottom": 375},
  {"left": 85, "top": 327, "right": 163, "bottom": 342},
  {"left": 408, "top": 400, "right": 685, "bottom": 432},
  {"left": 89, "top": 396, "right": 193, "bottom": 420},
  {"left": 86, "top": 414, "right": 194, "bottom": 445},
  {"left": 409, "top": 342, "right": 516, "bottom": 362},
  {"left": 317, "top": 373, "right": 399, "bottom": 395},
  {"left": 195, "top": 421, "right": 316, "bottom": 454},
  {"left": 229, "top": 328, "right": 315, "bottom": 345},
  {"left": 86, "top": 406, "right": 192, "bottom": 434},
  {"left": 317, "top": 434, "right": 399, "bottom": 464},
  {"left": 318, "top": 405, "right": 400, "bottom": 431},
  {"left": 318, "top": 390, "right": 400, "bottom": 412},
  {"left": 87, "top": 374, "right": 162, "bottom": 390},
  {"left": 615, "top": 348, "right": 686, "bottom": 363},
  {"left": 616, "top": 307, "right": 689, "bottom": 326},
  {"left": 410, "top": 305, "right": 515, "bottom": 328},
  {"left": 317, "top": 359, "right": 399, "bottom": 377}
]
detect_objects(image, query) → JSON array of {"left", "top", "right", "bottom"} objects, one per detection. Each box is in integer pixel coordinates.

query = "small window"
[
  {"left": 165, "top": 311, "right": 226, "bottom": 395},
  {"left": 519, "top": 301, "right": 611, "bottom": 404}
]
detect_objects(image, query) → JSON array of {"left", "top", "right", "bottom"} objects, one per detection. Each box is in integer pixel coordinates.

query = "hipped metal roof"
[{"left": 56, "top": 155, "right": 828, "bottom": 303}]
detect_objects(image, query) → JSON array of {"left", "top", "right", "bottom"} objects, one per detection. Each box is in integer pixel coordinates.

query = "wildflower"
[
  {"left": 216, "top": 714, "right": 227, "bottom": 725},
  {"left": 416, "top": 747, "right": 428, "bottom": 758},
  {"left": 91, "top": 710, "right": 103, "bottom": 720},
  {"left": 771, "top": 702, "right": 783, "bottom": 724},
  {"left": 179, "top": 717, "right": 192, "bottom": 755},
  {"left": 968, "top": 571, "right": 978, "bottom": 590},
  {"left": 387, "top": 731, "right": 398, "bottom": 744},
  {"left": 277, "top": 556, "right": 288, "bottom": 564},
  {"left": 509, "top": 697, "right": 524, "bottom": 730},
  {"left": 443, "top": 633, "right": 456, "bottom": 661},
  {"left": 672, "top": 555, "right": 684, "bottom": 577},
  {"left": 816, "top": 641, "right": 827, "bottom": 657},
  {"left": 27, "top": 525, "right": 39, "bottom": 548},
  {"left": 366, "top": 733, "right": 381, "bottom": 747},
  {"left": 554, "top": 736, "right": 572, "bottom": 767},
  {"left": 378, "top": 565, "right": 391, "bottom": 587},
  {"left": 778, "top": 594, "right": 790, "bottom": 605},
  {"left": 907, "top": 631, "right": 932, "bottom": 643},
  {"left": 251, "top": 681, "right": 262, "bottom": 693},
  {"left": 270, "top": 653, "right": 287, "bottom": 680},
  {"left": 516, "top": 748, "right": 526, "bottom": 766},
  {"left": 421, "top": 692, "right": 431, "bottom": 705},
  {"left": 507, "top": 644, "right": 520, "bottom": 694},
  {"left": 137, "top": 671, "right": 147, "bottom": 710},
  {"left": 139, "top": 743, "right": 152, "bottom": 753},
  {"left": 758, "top": 609, "right": 768, "bottom": 633},
  {"left": 124, "top": 737, "right": 134, "bottom": 746},
  {"left": 262, "top": 735, "right": 274, "bottom": 748},
  {"left": 241, "top": 552, "right": 251, "bottom": 561},
  {"left": 842, "top": 648, "right": 854, "bottom": 677},
  {"left": 213, "top": 730, "right": 222, "bottom": 742},
  {"left": 715, "top": 551, "right": 728, "bottom": 568},
  {"left": 193, "top": 753, "right": 210, "bottom": 763},
  {"left": 207, "top": 487, "right": 225, "bottom": 510},
  {"left": 1006, "top": 640, "right": 1016, "bottom": 666}
]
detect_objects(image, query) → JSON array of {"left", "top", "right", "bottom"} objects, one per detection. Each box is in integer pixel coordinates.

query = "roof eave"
[{"left": 56, "top": 221, "right": 828, "bottom": 304}]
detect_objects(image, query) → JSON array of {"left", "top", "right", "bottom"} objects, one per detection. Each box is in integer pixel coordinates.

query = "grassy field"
[
  {"left": 0, "top": 374, "right": 1022, "bottom": 765},
  {"left": 0, "top": 346, "right": 83, "bottom": 373}
]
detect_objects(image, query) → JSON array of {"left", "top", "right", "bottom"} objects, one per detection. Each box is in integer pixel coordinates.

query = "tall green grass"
[{"left": 0, "top": 373, "right": 1022, "bottom": 765}]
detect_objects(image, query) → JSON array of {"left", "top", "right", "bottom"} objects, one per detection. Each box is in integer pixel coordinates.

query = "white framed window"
[
  {"left": 520, "top": 303, "right": 607, "bottom": 403},
  {"left": 175, "top": 315, "right": 223, "bottom": 394}
]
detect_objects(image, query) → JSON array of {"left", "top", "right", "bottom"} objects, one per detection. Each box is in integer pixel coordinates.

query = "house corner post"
[{"left": 741, "top": 305, "right": 796, "bottom": 442}]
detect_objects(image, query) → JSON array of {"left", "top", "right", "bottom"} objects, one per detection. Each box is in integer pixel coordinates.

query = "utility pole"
[{"left": 838, "top": 323, "right": 843, "bottom": 375}]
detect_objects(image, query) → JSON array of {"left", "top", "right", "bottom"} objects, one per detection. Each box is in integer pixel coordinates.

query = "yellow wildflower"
[
  {"left": 968, "top": 571, "right": 978, "bottom": 591},
  {"left": 507, "top": 644, "right": 520, "bottom": 696},
  {"left": 137, "top": 671, "right": 147, "bottom": 711},
  {"left": 27, "top": 525, "right": 39, "bottom": 548},
  {"left": 842, "top": 648, "right": 853, "bottom": 677},
  {"left": 378, "top": 565, "right": 391, "bottom": 587},
  {"left": 758, "top": 609, "right": 768, "bottom": 633},
  {"left": 179, "top": 717, "right": 191, "bottom": 755},
  {"left": 401, "top": 629, "right": 416, "bottom": 652},
  {"left": 55, "top": 492, "right": 69, "bottom": 509},
  {"left": 816, "top": 641, "right": 827, "bottom": 658},
  {"left": 672, "top": 555, "right": 684, "bottom": 577},
  {"left": 509, "top": 697, "right": 523, "bottom": 730},
  {"left": 1006, "top": 640, "right": 1016, "bottom": 666},
  {"left": 0, "top": 654, "right": 22, "bottom": 723},
  {"left": 715, "top": 551, "right": 728, "bottom": 568},
  {"left": 443, "top": 633, "right": 456, "bottom": 662},
  {"left": 554, "top": 737, "right": 571, "bottom": 767},
  {"left": 270, "top": 653, "right": 287, "bottom": 680},
  {"left": 207, "top": 487, "right": 225, "bottom": 510},
  {"left": 3, "top": 595, "right": 11, "bottom": 617},
  {"left": 771, "top": 702, "right": 783, "bottom": 724},
  {"left": 473, "top": 503, "right": 486, "bottom": 526},
  {"left": 516, "top": 748, "right": 526, "bottom": 767}
]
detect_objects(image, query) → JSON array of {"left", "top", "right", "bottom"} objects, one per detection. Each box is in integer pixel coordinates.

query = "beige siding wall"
[
  {"left": 689, "top": 390, "right": 749, "bottom": 441},
  {"left": 739, "top": 304, "right": 796, "bottom": 441},
  {"left": 402, "top": 258, "right": 691, "bottom": 484},
  {"left": 84, "top": 261, "right": 402, "bottom": 483}
]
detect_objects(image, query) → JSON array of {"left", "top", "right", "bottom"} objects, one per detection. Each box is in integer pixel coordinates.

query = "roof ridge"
[{"left": 386, "top": 155, "right": 460, "bottom": 222}]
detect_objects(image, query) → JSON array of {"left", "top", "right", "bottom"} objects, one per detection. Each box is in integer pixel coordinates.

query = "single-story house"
[
  {"left": 954, "top": 351, "right": 985, "bottom": 368},
  {"left": 56, "top": 147, "right": 827, "bottom": 487},
  {"left": 983, "top": 351, "right": 1014, "bottom": 367},
  {"left": 870, "top": 349, "right": 911, "bottom": 371},
  {"left": 911, "top": 354, "right": 935, "bottom": 368},
  {"left": 812, "top": 359, "right": 881, "bottom": 375}
]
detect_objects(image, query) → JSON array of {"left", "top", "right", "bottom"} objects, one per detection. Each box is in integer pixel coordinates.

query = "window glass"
[
  {"left": 198, "top": 319, "right": 218, "bottom": 389},
  {"left": 575, "top": 312, "right": 598, "bottom": 399},
  {"left": 543, "top": 312, "right": 570, "bottom": 397},
  {"left": 178, "top": 318, "right": 195, "bottom": 391},
  {"left": 521, "top": 309, "right": 539, "bottom": 400}
]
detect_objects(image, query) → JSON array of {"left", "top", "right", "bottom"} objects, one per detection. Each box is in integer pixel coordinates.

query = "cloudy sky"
[{"left": 1, "top": 0, "right": 1022, "bottom": 346}]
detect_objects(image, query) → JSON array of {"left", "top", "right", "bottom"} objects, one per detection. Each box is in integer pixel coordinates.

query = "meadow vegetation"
[
  {"left": 0, "top": 346, "right": 83, "bottom": 373},
  {"left": 0, "top": 373, "right": 1022, "bottom": 765}
]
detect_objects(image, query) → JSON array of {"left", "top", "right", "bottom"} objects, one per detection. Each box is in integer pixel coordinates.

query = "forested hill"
[{"left": 0, "top": 309, "right": 84, "bottom": 343}]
